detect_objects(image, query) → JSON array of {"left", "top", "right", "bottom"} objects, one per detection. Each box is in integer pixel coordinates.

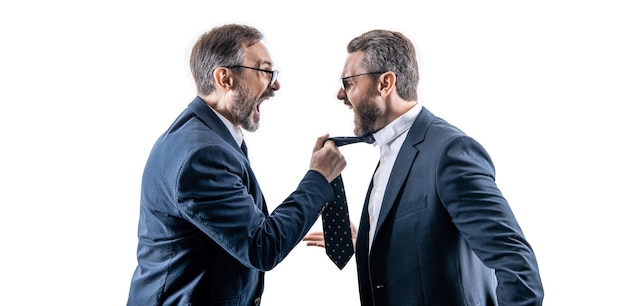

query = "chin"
[{"left": 241, "top": 118, "right": 260, "bottom": 132}]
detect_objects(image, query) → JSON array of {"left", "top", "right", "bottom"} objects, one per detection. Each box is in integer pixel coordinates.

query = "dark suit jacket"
[
  {"left": 128, "top": 97, "right": 333, "bottom": 306},
  {"left": 355, "top": 107, "right": 543, "bottom": 306}
]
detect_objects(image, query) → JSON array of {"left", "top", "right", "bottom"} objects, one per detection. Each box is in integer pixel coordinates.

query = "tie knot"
[{"left": 326, "top": 135, "right": 375, "bottom": 147}]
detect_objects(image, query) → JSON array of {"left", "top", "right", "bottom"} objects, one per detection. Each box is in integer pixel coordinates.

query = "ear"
[
  {"left": 213, "top": 67, "right": 233, "bottom": 91},
  {"left": 378, "top": 71, "right": 396, "bottom": 97}
]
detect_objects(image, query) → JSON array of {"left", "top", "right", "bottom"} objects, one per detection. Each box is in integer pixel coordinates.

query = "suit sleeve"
[
  {"left": 436, "top": 136, "right": 544, "bottom": 305},
  {"left": 176, "top": 144, "right": 333, "bottom": 271}
]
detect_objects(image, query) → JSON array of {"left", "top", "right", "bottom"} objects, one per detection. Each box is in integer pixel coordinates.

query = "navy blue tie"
[
  {"left": 241, "top": 141, "right": 248, "bottom": 158},
  {"left": 327, "top": 135, "right": 375, "bottom": 147},
  {"left": 322, "top": 135, "right": 375, "bottom": 269}
]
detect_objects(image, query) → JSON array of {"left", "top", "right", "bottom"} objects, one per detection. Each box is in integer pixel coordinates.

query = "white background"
[{"left": 1, "top": 0, "right": 624, "bottom": 305}]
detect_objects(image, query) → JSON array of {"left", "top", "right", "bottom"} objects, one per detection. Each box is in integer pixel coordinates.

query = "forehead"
[
  {"left": 342, "top": 51, "right": 365, "bottom": 76},
  {"left": 242, "top": 41, "right": 273, "bottom": 67}
]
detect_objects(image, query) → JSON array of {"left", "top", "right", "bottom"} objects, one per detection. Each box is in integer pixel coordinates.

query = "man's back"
[{"left": 128, "top": 100, "right": 264, "bottom": 305}]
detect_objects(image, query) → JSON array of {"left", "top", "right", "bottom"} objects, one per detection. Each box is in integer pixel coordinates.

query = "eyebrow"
[{"left": 253, "top": 59, "right": 273, "bottom": 69}]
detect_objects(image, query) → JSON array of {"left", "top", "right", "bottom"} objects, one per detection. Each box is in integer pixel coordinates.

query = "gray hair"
[
  {"left": 347, "top": 29, "right": 419, "bottom": 101},
  {"left": 189, "top": 24, "right": 263, "bottom": 96}
]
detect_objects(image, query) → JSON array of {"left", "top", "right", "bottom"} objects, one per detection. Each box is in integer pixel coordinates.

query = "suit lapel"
[
  {"left": 188, "top": 97, "right": 266, "bottom": 215},
  {"left": 372, "top": 108, "right": 435, "bottom": 241}
]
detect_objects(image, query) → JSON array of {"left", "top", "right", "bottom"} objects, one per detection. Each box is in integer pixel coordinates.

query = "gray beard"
[
  {"left": 232, "top": 85, "right": 260, "bottom": 132},
  {"left": 354, "top": 97, "right": 381, "bottom": 136}
]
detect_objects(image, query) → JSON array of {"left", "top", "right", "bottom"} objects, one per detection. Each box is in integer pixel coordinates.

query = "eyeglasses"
[
  {"left": 340, "top": 71, "right": 386, "bottom": 91},
  {"left": 227, "top": 65, "right": 279, "bottom": 87}
]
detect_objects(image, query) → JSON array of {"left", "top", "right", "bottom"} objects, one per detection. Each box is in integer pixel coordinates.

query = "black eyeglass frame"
[
  {"left": 226, "top": 65, "right": 279, "bottom": 87},
  {"left": 340, "top": 71, "right": 386, "bottom": 90}
]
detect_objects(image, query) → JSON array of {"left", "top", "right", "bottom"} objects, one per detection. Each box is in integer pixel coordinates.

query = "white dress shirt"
[{"left": 368, "top": 104, "right": 422, "bottom": 249}]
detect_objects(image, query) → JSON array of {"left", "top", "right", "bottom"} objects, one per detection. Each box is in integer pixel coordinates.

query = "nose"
[
  {"left": 336, "top": 87, "right": 345, "bottom": 100},
  {"left": 270, "top": 79, "right": 280, "bottom": 91},
  {"left": 337, "top": 88, "right": 351, "bottom": 107}
]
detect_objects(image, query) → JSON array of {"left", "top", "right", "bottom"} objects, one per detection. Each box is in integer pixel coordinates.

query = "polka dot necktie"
[{"left": 322, "top": 135, "right": 375, "bottom": 270}]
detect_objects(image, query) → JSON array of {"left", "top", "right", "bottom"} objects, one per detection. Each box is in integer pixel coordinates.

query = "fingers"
[
  {"left": 302, "top": 232, "right": 324, "bottom": 241},
  {"left": 314, "top": 134, "right": 330, "bottom": 151},
  {"left": 302, "top": 232, "right": 326, "bottom": 248},
  {"left": 309, "top": 134, "right": 346, "bottom": 182}
]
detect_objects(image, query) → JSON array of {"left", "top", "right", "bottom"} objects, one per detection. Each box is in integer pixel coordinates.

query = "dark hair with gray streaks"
[
  {"left": 347, "top": 30, "right": 419, "bottom": 101},
  {"left": 190, "top": 24, "right": 263, "bottom": 96}
]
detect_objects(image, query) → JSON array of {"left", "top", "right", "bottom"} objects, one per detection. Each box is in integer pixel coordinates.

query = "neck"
[
  {"left": 199, "top": 94, "right": 237, "bottom": 126},
  {"left": 377, "top": 98, "right": 417, "bottom": 130}
]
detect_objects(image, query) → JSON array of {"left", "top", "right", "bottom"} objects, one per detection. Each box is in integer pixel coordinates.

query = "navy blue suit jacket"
[
  {"left": 128, "top": 97, "right": 333, "bottom": 305},
  {"left": 355, "top": 107, "right": 543, "bottom": 306}
]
